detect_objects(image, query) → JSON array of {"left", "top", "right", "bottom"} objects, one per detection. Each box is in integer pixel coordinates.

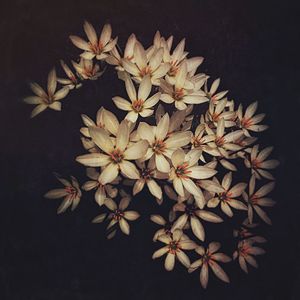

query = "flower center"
[
  {"left": 173, "top": 88, "right": 184, "bottom": 100},
  {"left": 140, "top": 66, "right": 152, "bottom": 77},
  {"left": 152, "top": 139, "right": 166, "bottom": 154},
  {"left": 215, "top": 136, "right": 225, "bottom": 147},
  {"left": 185, "top": 204, "right": 196, "bottom": 217},
  {"left": 132, "top": 99, "right": 144, "bottom": 112},
  {"left": 241, "top": 118, "right": 253, "bottom": 128},
  {"left": 175, "top": 162, "right": 191, "bottom": 178},
  {"left": 141, "top": 168, "right": 153, "bottom": 179},
  {"left": 168, "top": 241, "right": 179, "bottom": 254},
  {"left": 110, "top": 149, "right": 124, "bottom": 163},
  {"left": 113, "top": 209, "right": 124, "bottom": 220}
]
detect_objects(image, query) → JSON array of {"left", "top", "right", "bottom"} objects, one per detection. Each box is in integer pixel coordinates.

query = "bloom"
[
  {"left": 24, "top": 68, "right": 69, "bottom": 118},
  {"left": 70, "top": 21, "right": 118, "bottom": 60},
  {"left": 152, "top": 229, "right": 197, "bottom": 271},
  {"left": 188, "top": 242, "right": 231, "bottom": 288},
  {"left": 44, "top": 174, "right": 82, "bottom": 214},
  {"left": 113, "top": 75, "right": 160, "bottom": 122}
]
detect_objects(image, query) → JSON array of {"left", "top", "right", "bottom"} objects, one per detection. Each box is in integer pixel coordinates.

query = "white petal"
[{"left": 99, "top": 163, "right": 119, "bottom": 185}]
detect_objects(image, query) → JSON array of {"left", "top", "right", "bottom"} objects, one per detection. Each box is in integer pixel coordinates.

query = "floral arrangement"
[{"left": 25, "top": 21, "right": 279, "bottom": 289}]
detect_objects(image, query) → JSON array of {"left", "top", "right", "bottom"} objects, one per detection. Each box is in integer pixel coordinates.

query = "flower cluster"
[{"left": 39, "top": 21, "right": 279, "bottom": 289}]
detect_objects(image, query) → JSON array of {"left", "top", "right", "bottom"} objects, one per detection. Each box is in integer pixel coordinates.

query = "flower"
[
  {"left": 172, "top": 200, "right": 223, "bottom": 241},
  {"left": 150, "top": 214, "right": 175, "bottom": 241},
  {"left": 204, "top": 78, "right": 228, "bottom": 103},
  {"left": 236, "top": 102, "right": 268, "bottom": 137},
  {"left": 233, "top": 240, "right": 265, "bottom": 273},
  {"left": 122, "top": 42, "right": 170, "bottom": 85},
  {"left": 113, "top": 75, "right": 160, "bottom": 122},
  {"left": 93, "top": 196, "right": 140, "bottom": 236},
  {"left": 70, "top": 21, "right": 118, "bottom": 60},
  {"left": 24, "top": 68, "right": 69, "bottom": 118},
  {"left": 72, "top": 58, "right": 103, "bottom": 80},
  {"left": 137, "top": 113, "right": 192, "bottom": 172},
  {"left": 152, "top": 229, "right": 197, "bottom": 271},
  {"left": 244, "top": 145, "right": 279, "bottom": 180},
  {"left": 57, "top": 60, "right": 82, "bottom": 89},
  {"left": 206, "top": 172, "right": 247, "bottom": 217},
  {"left": 188, "top": 242, "right": 231, "bottom": 288},
  {"left": 169, "top": 149, "right": 217, "bottom": 197},
  {"left": 76, "top": 120, "right": 149, "bottom": 184},
  {"left": 81, "top": 168, "right": 119, "bottom": 206},
  {"left": 160, "top": 61, "right": 208, "bottom": 110},
  {"left": 243, "top": 175, "right": 275, "bottom": 225},
  {"left": 44, "top": 174, "right": 82, "bottom": 214}
]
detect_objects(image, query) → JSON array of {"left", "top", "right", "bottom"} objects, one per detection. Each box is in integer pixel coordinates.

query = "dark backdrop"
[{"left": 1, "top": 0, "right": 300, "bottom": 299}]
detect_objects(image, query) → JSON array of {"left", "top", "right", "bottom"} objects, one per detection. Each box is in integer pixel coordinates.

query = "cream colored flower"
[
  {"left": 122, "top": 42, "right": 170, "bottom": 85},
  {"left": 76, "top": 120, "right": 149, "bottom": 184},
  {"left": 233, "top": 240, "right": 265, "bottom": 273},
  {"left": 93, "top": 197, "right": 140, "bottom": 236},
  {"left": 172, "top": 201, "right": 223, "bottom": 241},
  {"left": 81, "top": 168, "right": 119, "bottom": 206},
  {"left": 243, "top": 175, "right": 275, "bottom": 225},
  {"left": 72, "top": 58, "right": 103, "bottom": 80},
  {"left": 150, "top": 214, "right": 175, "bottom": 241},
  {"left": 169, "top": 149, "right": 217, "bottom": 198},
  {"left": 236, "top": 102, "right": 268, "bottom": 137},
  {"left": 160, "top": 61, "right": 208, "bottom": 110},
  {"left": 44, "top": 174, "right": 82, "bottom": 214},
  {"left": 57, "top": 60, "right": 82, "bottom": 89},
  {"left": 204, "top": 78, "right": 228, "bottom": 103},
  {"left": 244, "top": 145, "right": 279, "bottom": 180},
  {"left": 113, "top": 75, "right": 160, "bottom": 122},
  {"left": 152, "top": 229, "right": 197, "bottom": 271},
  {"left": 137, "top": 113, "right": 192, "bottom": 172},
  {"left": 188, "top": 242, "right": 231, "bottom": 288},
  {"left": 24, "top": 68, "right": 69, "bottom": 118},
  {"left": 207, "top": 172, "right": 247, "bottom": 217},
  {"left": 70, "top": 21, "right": 118, "bottom": 60}
]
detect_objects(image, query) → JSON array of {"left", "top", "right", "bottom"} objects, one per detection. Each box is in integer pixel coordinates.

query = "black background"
[{"left": 1, "top": 0, "right": 300, "bottom": 299}]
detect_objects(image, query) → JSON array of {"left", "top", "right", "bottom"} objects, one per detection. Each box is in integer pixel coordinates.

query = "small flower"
[
  {"left": 122, "top": 42, "right": 170, "bottom": 85},
  {"left": 204, "top": 78, "right": 228, "bottom": 103},
  {"left": 76, "top": 120, "right": 149, "bottom": 184},
  {"left": 44, "top": 174, "right": 82, "bottom": 214},
  {"left": 137, "top": 113, "right": 192, "bottom": 173},
  {"left": 93, "top": 196, "right": 140, "bottom": 235},
  {"left": 236, "top": 102, "right": 268, "bottom": 137},
  {"left": 243, "top": 175, "right": 275, "bottom": 225},
  {"left": 113, "top": 75, "right": 160, "bottom": 122},
  {"left": 24, "top": 68, "right": 69, "bottom": 118},
  {"left": 152, "top": 229, "right": 197, "bottom": 271},
  {"left": 70, "top": 21, "right": 118, "bottom": 60},
  {"left": 150, "top": 214, "right": 175, "bottom": 241},
  {"left": 57, "top": 60, "right": 82, "bottom": 89},
  {"left": 72, "top": 58, "right": 103, "bottom": 80},
  {"left": 81, "top": 167, "right": 119, "bottom": 206},
  {"left": 206, "top": 172, "right": 247, "bottom": 217},
  {"left": 160, "top": 61, "right": 208, "bottom": 110},
  {"left": 244, "top": 145, "right": 279, "bottom": 180},
  {"left": 233, "top": 240, "right": 265, "bottom": 273},
  {"left": 172, "top": 201, "right": 223, "bottom": 241},
  {"left": 169, "top": 149, "right": 217, "bottom": 198},
  {"left": 188, "top": 242, "right": 231, "bottom": 289}
]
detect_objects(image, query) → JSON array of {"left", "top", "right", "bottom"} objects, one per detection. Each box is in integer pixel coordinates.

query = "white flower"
[
  {"left": 188, "top": 242, "right": 231, "bottom": 289},
  {"left": 72, "top": 58, "right": 103, "bottom": 80},
  {"left": 236, "top": 102, "right": 268, "bottom": 137},
  {"left": 122, "top": 42, "right": 170, "bottom": 85},
  {"left": 204, "top": 78, "right": 228, "bottom": 103},
  {"left": 113, "top": 75, "right": 160, "bottom": 122},
  {"left": 24, "top": 68, "right": 69, "bottom": 118},
  {"left": 233, "top": 240, "right": 265, "bottom": 273},
  {"left": 93, "top": 196, "right": 140, "bottom": 236},
  {"left": 243, "top": 175, "right": 275, "bottom": 225},
  {"left": 57, "top": 60, "right": 82, "bottom": 89},
  {"left": 244, "top": 145, "right": 279, "bottom": 180},
  {"left": 70, "top": 21, "right": 118, "bottom": 60},
  {"left": 172, "top": 201, "right": 223, "bottom": 241},
  {"left": 81, "top": 168, "right": 119, "bottom": 206},
  {"left": 44, "top": 174, "right": 82, "bottom": 214},
  {"left": 76, "top": 120, "right": 149, "bottom": 184},
  {"left": 207, "top": 172, "right": 248, "bottom": 217},
  {"left": 137, "top": 113, "right": 192, "bottom": 172},
  {"left": 160, "top": 61, "right": 208, "bottom": 110},
  {"left": 152, "top": 229, "right": 197, "bottom": 271},
  {"left": 169, "top": 149, "right": 217, "bottom": 198}
]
